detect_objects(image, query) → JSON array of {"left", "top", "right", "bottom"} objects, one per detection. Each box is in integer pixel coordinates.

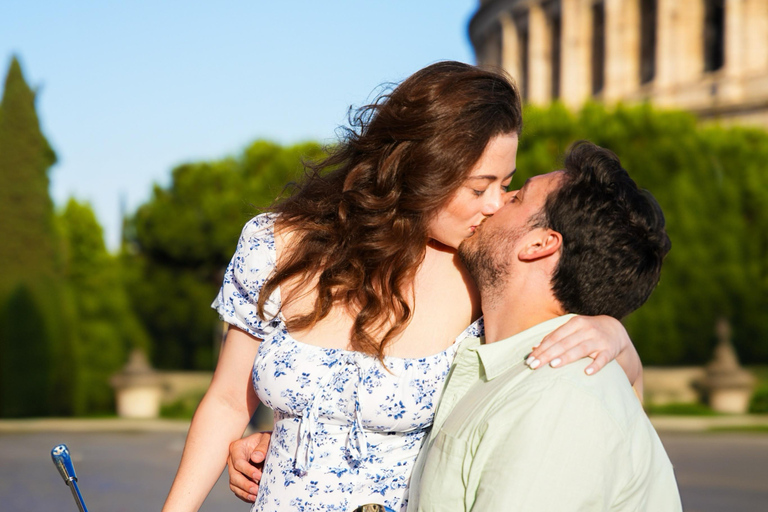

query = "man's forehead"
[{"left": 522, "top": 170, "right": 564, "bottom": 194}]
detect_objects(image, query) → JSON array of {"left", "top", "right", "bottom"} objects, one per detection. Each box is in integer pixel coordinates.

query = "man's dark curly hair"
[{"left": 536, "top": 141, "right": 671, "bottom": 319}]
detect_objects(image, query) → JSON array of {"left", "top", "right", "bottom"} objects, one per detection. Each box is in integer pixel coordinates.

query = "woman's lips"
[{"left": 470, "top": 219, "right": 488, "bottom": 236}]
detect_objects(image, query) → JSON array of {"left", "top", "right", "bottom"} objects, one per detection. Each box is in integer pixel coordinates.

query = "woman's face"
[{"left": 428, "top": 132, "right": 519, "bottom": 249}]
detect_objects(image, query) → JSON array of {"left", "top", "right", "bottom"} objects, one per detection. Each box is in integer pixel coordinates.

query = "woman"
[{"left": 163, "top": 62, "right": 642, "bottom": 512}]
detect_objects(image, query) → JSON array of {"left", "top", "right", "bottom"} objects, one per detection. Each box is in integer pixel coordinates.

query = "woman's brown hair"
[{"left": 258, "top": 61, "right": 523, "bottom": 359}]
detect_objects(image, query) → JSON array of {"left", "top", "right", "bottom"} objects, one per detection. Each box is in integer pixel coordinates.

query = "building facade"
[{"left": 469, "top": 0, "right": 768, "bottom": 126}]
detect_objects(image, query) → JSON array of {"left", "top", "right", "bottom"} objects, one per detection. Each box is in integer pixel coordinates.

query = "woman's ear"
[{"left": 518, "top": 229, "right": 562, "bottom": 262}]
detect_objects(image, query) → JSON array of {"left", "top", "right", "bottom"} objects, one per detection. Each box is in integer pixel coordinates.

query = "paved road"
[
  {"left": 0, "top": 430, "right": 235, "bottom": 511},
  {"left": 659, "top": 432, "right": 768, "bottom": 512},
  {"left": 1, "top": 430, "right": 766, "bottom": 511}
]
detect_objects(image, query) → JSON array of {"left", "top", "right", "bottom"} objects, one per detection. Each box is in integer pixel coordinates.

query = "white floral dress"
[{"left": 212, "top": 214, "right": 483, "bottom": 512}]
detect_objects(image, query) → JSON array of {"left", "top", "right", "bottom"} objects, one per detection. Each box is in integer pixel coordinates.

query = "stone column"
[
  {"left": 743, "top": 0, "right": 768, "bottom": 74},
  {"left": 682, "top": 0, "right": 705, "bottom": 81},
  {"left": 724, "top": 0, "right": 745, "bottom": 76},
  {"left": 528, "top": 2, "right": 552, "bottom": 104},
  {"left": 560, "top": 0, "right": 592, "bottom": 108},
  {"left": 654, "top": 0, "right": 676, "bottom": 95},
  {"left": 604, "top": 0, "right": 640, "bottom": 102},
  {"left": 479, "top": 22, "right": 503, "bottom": 68},
  {"left": 655, "top": 0, "right": 704, "bottom": 105},
  {"left": 719, "top": 0, "right": 746, "bottom": 102},
  {"left": 500, "top": 11, "right": 522, "bottom": 83}
]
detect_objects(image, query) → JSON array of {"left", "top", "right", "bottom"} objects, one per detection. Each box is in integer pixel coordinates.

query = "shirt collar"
[
  {"left": 474, "top": 314, "right": 577, "bottom": 380},
  {"left": 452, "top": 335, "right": 482, "bottom": 364}
]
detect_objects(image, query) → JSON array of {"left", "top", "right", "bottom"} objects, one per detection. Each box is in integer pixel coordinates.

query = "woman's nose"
[{"left": 481, "top": 191, "right": 505, "bottom": 215}]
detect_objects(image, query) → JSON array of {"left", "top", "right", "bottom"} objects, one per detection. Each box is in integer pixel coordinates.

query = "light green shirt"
[{"left": 408, "top": 315, "right": 682, "bottom": 512}]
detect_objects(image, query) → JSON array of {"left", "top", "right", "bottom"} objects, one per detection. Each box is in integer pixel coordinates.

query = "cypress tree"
[
  {"left": 0, "top": 284, "right": 52, "bottom": 417},
  {"left": 0, "top": 56, "right": 74, "bottom": 417},
  {"left": 0, "top": 56, "right": 59, "bottom": 293}
]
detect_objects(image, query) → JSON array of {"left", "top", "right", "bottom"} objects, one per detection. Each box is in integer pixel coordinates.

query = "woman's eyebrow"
[{"left": 467, "top": 169, "right": 517, "bottom": 182}]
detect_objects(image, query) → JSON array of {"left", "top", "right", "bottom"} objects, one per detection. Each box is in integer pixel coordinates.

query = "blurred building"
[{"left": 469, "top": 0, "right": 768, "bottom": 126}]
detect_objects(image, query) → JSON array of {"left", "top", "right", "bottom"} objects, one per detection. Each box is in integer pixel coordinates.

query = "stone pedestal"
[
  {"left": 704, "top": 318, "right": 755, "bottom": 414},
  {"left": 709, "top": 388, "right": 753, "bottom": 414},
  {"left": 111, "top": 349, "right": 163, "bottom": 419}
]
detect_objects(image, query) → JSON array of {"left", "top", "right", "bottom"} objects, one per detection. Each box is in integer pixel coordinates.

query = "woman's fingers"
[
  {"left": 526, "top": 316, "right": 622, "bottom": 375},
  {"left": 528, "top": 338, "right": 599, "bottom": 370},
  {"left": 528, "top": 319, "right": 593, "bottom": 366},
  {"left": 584, "top": 351, "right": 613, "bottom": 376}
]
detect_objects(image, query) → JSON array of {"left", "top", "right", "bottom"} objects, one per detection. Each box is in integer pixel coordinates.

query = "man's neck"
[{"left": 480, "top": 283, "right": 564, "bottom": 344}]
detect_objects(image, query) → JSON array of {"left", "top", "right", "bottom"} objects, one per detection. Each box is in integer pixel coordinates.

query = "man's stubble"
[{"left": 458, "top": 224, "right": 527, "bottom": 309}]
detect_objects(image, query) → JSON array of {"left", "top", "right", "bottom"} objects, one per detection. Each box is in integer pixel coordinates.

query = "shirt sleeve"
[
  {"left": 467, "top": 382, "right": 628, "bottom": 512},
  {"left": 211, "top": 214, "right": 282, "bottom": 339}
]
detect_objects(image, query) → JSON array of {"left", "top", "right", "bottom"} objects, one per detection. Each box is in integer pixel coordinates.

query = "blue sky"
[{"left": 1, "top": 1, "right": 477, "bottom": 249}]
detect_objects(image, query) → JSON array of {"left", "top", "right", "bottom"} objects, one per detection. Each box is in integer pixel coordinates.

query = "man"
[
  {"left": 407, "top": 141, "right": 680, "bottom": 511},
  {"left": 228, "top": 142, "right": 682, "bottom": 511}
]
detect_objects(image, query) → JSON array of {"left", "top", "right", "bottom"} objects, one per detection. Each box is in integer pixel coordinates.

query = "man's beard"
[{"left": 458, "top": 225, "right": 525, "bottom": 306}]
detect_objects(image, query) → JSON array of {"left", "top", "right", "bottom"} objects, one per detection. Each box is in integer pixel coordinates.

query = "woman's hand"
[
  {"left": 228, "top": 431, "right": 272, "bottom": 503},
  {"left": 525, "top": 315, "right": 643, "bottom": 395}
]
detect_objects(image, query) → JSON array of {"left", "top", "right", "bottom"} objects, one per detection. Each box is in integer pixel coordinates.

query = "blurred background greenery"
[{"left": 1, "top": 54, "right": 767, "bottom": 418}]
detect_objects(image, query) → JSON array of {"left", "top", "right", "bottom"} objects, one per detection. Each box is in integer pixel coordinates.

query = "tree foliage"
[
  {"left": 0, "top": 58, "right": 147, "bottom": 416},
  {"left": 123, "top": 141, "right": 325, "bottom": 369},
  {"left": 58, "top": 199, "right": 149, "bottom": 414},
  {"left": 0, "top": 57, "right": 59, "bottom": 293}
]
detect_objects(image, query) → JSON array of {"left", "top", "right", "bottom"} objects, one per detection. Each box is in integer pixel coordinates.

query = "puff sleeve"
[{"left": 211, "top": 214, "right": 282, "bottom": 340}]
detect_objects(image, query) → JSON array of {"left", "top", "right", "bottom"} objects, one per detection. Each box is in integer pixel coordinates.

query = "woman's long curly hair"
[{"left": 258, "top": 61, "right": 523, "bottom": 360}]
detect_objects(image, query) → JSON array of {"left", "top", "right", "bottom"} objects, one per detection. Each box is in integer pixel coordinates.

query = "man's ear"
[{"left": 518, "top": 229, "right": 562, "bottom": 262}]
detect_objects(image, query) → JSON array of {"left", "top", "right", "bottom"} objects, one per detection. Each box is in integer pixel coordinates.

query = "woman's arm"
[
  {"left": 526, "top": 315, "right": 644, "bottom": 398},
  {"left": 162, "top": 327, "right": 261, "bottom": 512}
]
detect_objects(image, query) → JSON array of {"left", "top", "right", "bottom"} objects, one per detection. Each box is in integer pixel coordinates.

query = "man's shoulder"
[
  {"left": 495, "top": 358, "right": 644, "bottom": 429},
  {"left": 521, "top": 356, "right": 629, "bottom": 391}
]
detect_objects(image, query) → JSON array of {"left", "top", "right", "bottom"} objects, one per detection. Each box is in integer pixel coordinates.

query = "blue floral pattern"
[{"left": 212, "top": 214, "right": 483, "bottom": 512}]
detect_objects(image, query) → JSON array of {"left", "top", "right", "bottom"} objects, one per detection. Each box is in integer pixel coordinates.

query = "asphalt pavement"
[
  {"left": 1, "top": 422, "right": 766, "bottom": 511},
  {"left": 660, "top": 431, "right": 768, "bottom": 512},
  {"left": 0, "top": 430, "right": 235, "bottom": 512}
]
